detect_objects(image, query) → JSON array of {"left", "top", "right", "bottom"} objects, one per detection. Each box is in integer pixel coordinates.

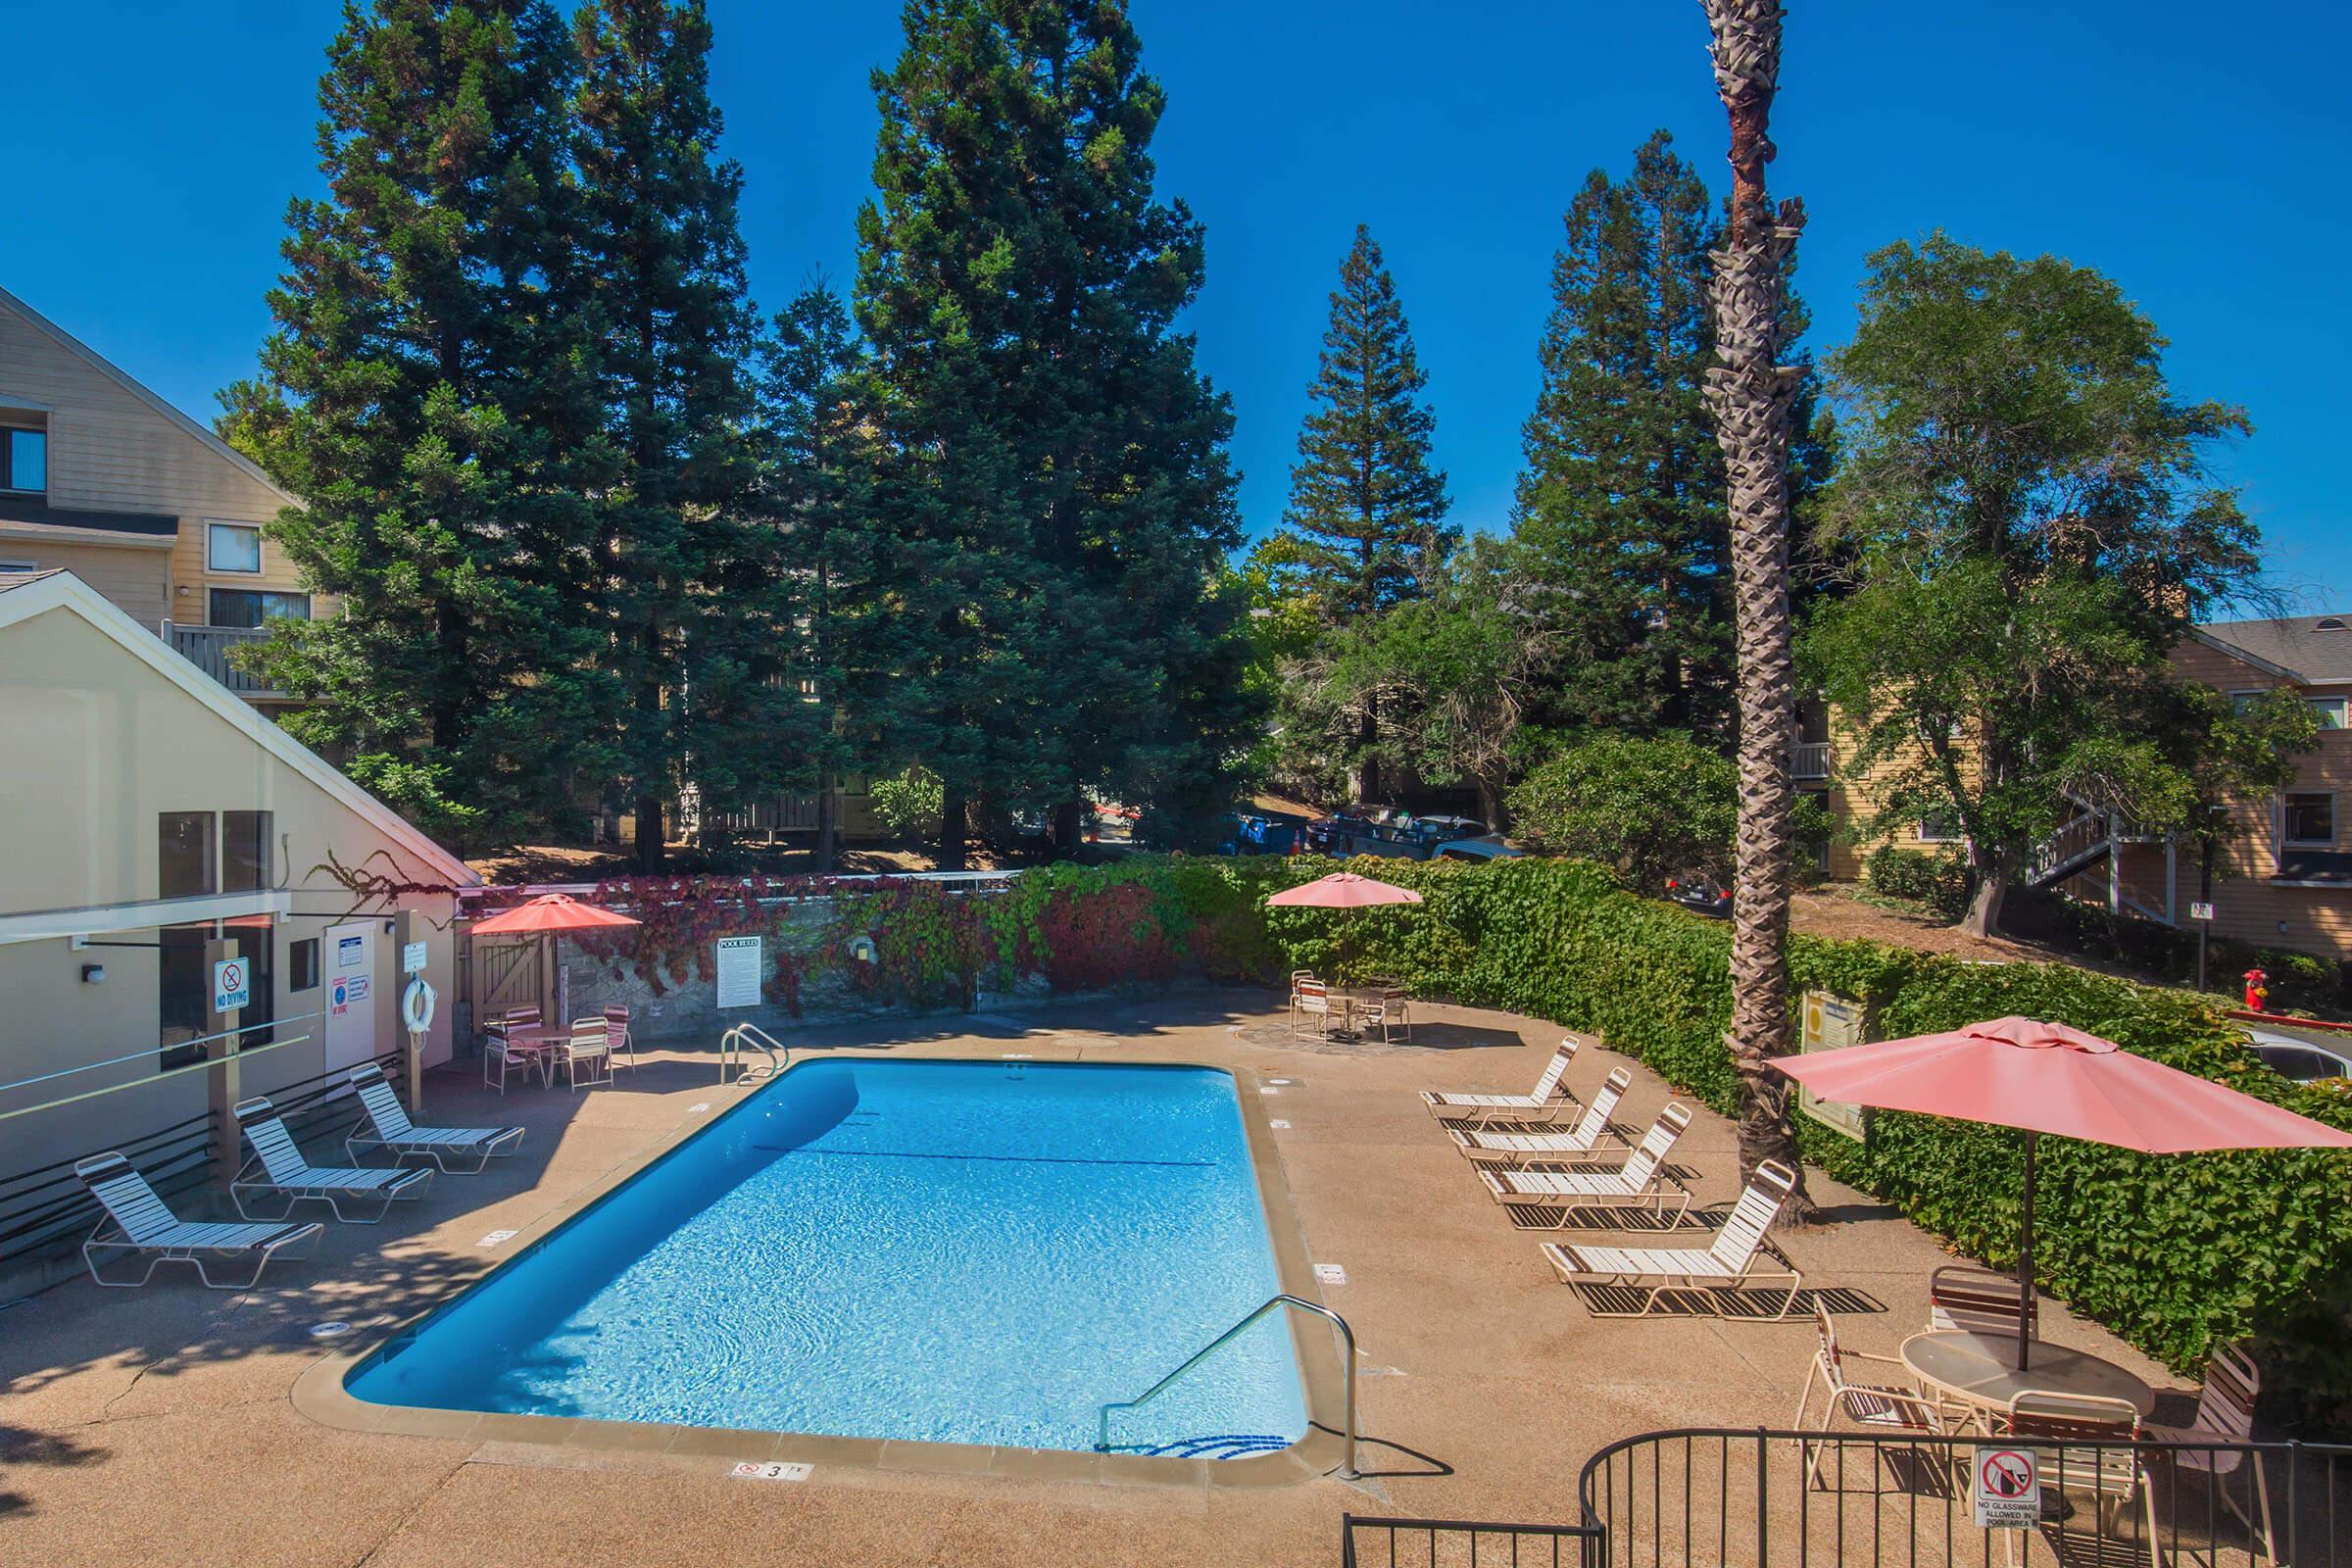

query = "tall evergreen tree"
[
  {"left": 570, "top": 0, "right": 770, "bottom": 868},
  {"left": 1272, "top": 224, "right": 1455, "bottom": 621},
  {"left": 762, "top": 281, "right": 881, "bottom": 872},
  {"left": 1268, "top": 223, "right": 1453, "bottom": 803},
  {"left": 856, "top": 0, "right": 1244, "bottom": 867},
  {"left": 1513, "top": 132, "right": 1731, "bottom": 739},
  {"left": 220, "top": 0, "right": 607, "bottom": 842}
]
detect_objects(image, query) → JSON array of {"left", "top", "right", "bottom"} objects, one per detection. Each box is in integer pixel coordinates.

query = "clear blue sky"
[{"left": 6, "top": 1, "right": 2344, "bottom": 606}]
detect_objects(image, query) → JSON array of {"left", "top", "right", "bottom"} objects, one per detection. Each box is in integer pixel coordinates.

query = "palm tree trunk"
[{"left": 1701, "top": 0, "right": 1813, "bottom": 1214}]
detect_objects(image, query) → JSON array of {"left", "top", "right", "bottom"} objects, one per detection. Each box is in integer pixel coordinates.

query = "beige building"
[
  {"left": 0, "top": 284, "right": 315, "bottom": 706},
  {"left": 1807, "top": 613, "right": 2352, "bottom": 963},
  {"left": 0, "top": 570, "right": 475, "bottom": 1289}
]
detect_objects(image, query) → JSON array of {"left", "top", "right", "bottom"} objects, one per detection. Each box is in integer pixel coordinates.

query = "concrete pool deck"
[{"left": 0, "top": 990, "right": 2183, "bottom": 1566}]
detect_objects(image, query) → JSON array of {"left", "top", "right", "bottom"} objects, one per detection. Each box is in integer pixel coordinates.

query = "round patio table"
[{"left": 1899, "top": 1330, "right": 2156, "bottom": 1425}]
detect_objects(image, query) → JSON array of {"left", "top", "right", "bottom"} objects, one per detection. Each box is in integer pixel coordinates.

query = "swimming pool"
[{"left": 345, "top": 1059, "right": 1310, "bottom": 1457}]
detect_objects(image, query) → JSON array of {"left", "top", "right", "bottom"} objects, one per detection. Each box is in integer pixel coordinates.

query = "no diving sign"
[
  {"left": 1974, "top": 1446, "right": 2040, "bottom": 1529},
  {"left": 212, "top": 957, "right": 251, "bottom": 1014}
]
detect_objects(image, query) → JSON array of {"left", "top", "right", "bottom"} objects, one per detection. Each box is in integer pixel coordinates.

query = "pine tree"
[
  {"left": 570, "top": 0, "right": 770, "bottom": 868},
  {"left": 1275, "top": 224, "right": 1455, "bottom": 621},
  {"left": 220, "top": 0, "right": 608, "bottom": 843},
  {"left": 762, "top": 281, "right": 880, "bottom": 872},
  {"left": 1514, "top": 132, "right": 1731, "bottom": 740},
  {"left": 856, "top": 0, "right": 1243, "bottom": 867}
]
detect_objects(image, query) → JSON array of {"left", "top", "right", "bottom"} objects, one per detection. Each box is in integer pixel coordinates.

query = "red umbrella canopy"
[
  {"left": 1265, "top": 872, "right": 1425, "bottom": 908},
  {"left": 1772, "top": 1014, "right": 2352, "bottom": 1154},
  {"left": 469, "top": 893, "right": 642, "bottom": 936}
]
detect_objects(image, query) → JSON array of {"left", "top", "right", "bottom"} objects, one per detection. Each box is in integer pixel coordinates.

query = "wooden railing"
[{"left": 161, "top": 622, "right": 284, "bottom": 698}]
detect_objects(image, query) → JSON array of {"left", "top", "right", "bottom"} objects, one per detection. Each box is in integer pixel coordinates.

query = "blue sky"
[{"left": 6, "top": 1, "right": 2344, "bottom": 606}]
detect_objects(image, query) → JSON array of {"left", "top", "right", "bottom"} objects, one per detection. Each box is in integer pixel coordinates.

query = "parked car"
[
  {"left": 1665, "top": 873, "right": 1732, "bottom": 918},
  {"left": 1435, "top": 834, "right": 1525, "bottom": 862},
  {"left": 2245, "top": 1027, "right": 2352, "bottom": 1083},
  {"left": 1318, "top": 810, "right": 1495, "bottom": 861}
]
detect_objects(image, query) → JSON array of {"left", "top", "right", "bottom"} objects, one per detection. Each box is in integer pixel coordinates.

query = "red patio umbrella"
[
  {"left": 470, "top": 894, "right": 641, "bottom": 1022},
  {"left": 1773, "top": 1015, "right": 2352, "bottom": 1369},
  {"left": 1264, "top": 871, "right": 1424, "bottom": 907}
]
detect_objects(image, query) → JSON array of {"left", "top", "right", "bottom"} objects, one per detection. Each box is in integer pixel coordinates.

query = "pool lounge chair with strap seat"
[
  {"left": 75, "top": 1152, "right": 322, "bottom": 1289},
  {"left": 1423, "top": 1037, "right": 1584, "bottom": 1126},
  {"left": 232, "top": 1097, "right": 434, "bottom": 1222},
  {"left": 1539, "top": 1159, "right": 1803, "bottom": 1320},
  {"left": 1479, "top": 1102, "right": 1693, "bottom": 1226},
  {"left": 343, "top": 1064, "right": 524, "bottom": 1173},
  {"left": 1447, "top": 1067, "right": 1631, "bottom": 1166}
]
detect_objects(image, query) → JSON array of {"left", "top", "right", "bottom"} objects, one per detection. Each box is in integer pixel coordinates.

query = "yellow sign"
[{"left": 1797, "top": 991, "right": 1868, "bottom": 1141}]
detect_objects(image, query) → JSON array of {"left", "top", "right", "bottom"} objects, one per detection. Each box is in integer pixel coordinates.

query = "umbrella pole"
[{"left": 2017, "top": 1132, "right": 2035, "bottom": 1372}]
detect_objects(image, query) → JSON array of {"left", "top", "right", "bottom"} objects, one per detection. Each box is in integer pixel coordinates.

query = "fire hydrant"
[{"left": 2243, "top": 967, "right": 2270, "bottom": 1012}]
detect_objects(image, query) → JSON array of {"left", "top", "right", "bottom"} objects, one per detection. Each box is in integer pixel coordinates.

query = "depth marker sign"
[{"left": 1973, "top": 1446, "right": 2039, "bottom": 1529}]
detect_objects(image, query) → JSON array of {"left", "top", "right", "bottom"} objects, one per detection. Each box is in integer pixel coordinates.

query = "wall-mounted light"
[{"left": 81, "top": 963, "right": 105, "bottom": 984}]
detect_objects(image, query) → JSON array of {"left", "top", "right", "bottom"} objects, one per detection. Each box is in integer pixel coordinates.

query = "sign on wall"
[
  {"left": 714, "top": 935, "right": 763, "bottom": 1009},
  {"left": 338, "top": 934, "right": 368, "bottom": 968},
  {"left": 402, "top": 940, "right": 429, "bottom": 975},
  {"left": 212, "top": 956, "right": 251, "bottom": 1014},
  {"left": 1798, "top": 991, "right": 1869, "bottom": 1141}
]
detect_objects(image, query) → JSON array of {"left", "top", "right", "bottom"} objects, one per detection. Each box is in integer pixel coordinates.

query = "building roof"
[
  {"left": 2192, "top": 613, "right": 2352, "bottom": 686},
  {"left": 0, "top": 569, "right": 477, "bottom": 889},
  {"left": 0, "top": 283, "right": 296, "bottom": 507}
]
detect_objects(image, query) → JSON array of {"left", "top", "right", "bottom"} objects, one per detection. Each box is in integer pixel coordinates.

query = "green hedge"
[{"left": 994, "top": 854, "right": 2352, "bottom": 1431}]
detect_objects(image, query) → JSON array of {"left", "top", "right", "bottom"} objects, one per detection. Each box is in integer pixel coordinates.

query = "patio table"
[
  {"left": 498, "top": 1022, "right": 579, "bottom": 1076},
  {"left": 1899, "top": 1330, "right": 2156, "bottom": 1430}
]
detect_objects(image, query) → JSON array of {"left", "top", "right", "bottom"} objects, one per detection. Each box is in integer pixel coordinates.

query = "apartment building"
[{"left": 0, "top": 284, "right": 313, "bottom": 706}]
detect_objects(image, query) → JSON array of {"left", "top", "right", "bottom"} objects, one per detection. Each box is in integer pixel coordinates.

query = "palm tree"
[{"left": 1699, "top": 0, "right": 1813, "bottom": 1212}]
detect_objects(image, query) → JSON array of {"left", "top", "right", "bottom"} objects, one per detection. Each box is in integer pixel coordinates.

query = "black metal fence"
[
  {"left": 1574, "top": 1426, "right": 2346, "bottom": 1568},
  {"left": 1341, "top": 1513, "right": 1603, "bottom": 1568}
]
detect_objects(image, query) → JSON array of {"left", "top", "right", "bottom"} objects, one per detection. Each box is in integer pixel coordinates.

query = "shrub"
[
  {"left": 1864, "top": 844, "right": 1972, "bottom": 920},
  {"left": 868, "top": 766, "right": 944, "bottom": 839},
  {"left": 1506, "top": 734, "right": 1737, "bottom": 894}
]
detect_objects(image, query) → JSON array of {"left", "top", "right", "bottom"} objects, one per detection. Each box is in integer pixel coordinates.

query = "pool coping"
[{"left": 289, "top": 1048, "right": 1351, "bottom": 1491}]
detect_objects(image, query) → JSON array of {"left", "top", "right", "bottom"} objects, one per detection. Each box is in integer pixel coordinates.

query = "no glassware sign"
[{"left": 1974, "top": 1446, "right": 2039, "bottom": 1529}]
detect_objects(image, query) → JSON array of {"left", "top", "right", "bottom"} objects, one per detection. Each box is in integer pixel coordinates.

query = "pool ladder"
[
  {"left": 718, "top": 1022, "right": 788, "bottom": 1086},
  {"left": 1094, "top": 1294, "right": 1358, "bottom": 1478}
]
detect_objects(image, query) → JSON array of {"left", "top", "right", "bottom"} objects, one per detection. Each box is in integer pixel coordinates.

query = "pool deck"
[{"left": 0, "top": 990, "right": 2183, "bottom": 1566}]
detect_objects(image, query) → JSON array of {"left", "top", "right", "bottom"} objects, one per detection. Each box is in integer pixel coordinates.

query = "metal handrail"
[
  {"left": 1095, "top": 1292, "right": 1357, "bottom": 1477},
  {"left": 718, "top": 1022, "right": 787, "bottom": 1085}
]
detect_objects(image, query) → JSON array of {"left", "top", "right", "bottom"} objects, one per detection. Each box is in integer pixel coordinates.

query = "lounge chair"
[
  {"left": 1447, "top": 1067, "right": 1631, "bottom": 1166},
  {"left": 1478, "top": 1102, "right": 1693, "bottom": 1225},
  {"left": 342, "top": 1064, "right": 524, "bottom": 1173},
  {"left": 1423, "top": 1037, "right": 1582, "bottom": 1126},
  {"left": 75, "top": 1152, "right": 321, "bottom": 1289},
  {"left": 232, "top": 1097, "right": 433, "bottom": 1222},
  {"left": 1539, "top": 1158, "right": 1803, "bottom": 1319}
]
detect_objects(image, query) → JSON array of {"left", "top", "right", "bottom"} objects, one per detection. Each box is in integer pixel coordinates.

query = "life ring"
[{"left": 402, "top": 976, "right": 437, "bottom": 1034}]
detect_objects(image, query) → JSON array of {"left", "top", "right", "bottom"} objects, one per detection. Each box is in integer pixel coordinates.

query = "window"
[
  {"left": 289, "top": 937, "right": 320, "bottom": 993},
  {"left": 0, "top": 426, "right": 45, "bottom": 493},
  {"left": 158, "top": 811, "right": 217, "bottom": 899},
  {"left": 1916, "top": 809, "right": 1964, "bottom": 844},
  {"left": 2309, "top": 697, "right": 2349, "bottom": 730},
  {"left": 206, "top": 522, "right": 262, "bottom": 573},
  {"left": 158, "top": 924, "right": 212, "bottom": 1070},
  {"left": 2283, "top": 793, "right": 2335, "bottom": 848},
  {"left": 222, "top": 810, "right": 272, "bottom": 893},
  {"left": 207, "top": 588, "right": 309, "bottom": 629}
]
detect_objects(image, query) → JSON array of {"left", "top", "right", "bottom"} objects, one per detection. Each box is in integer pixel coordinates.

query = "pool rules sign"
[
  {"left": 1974, "top": 1446, "right": 2040, "bottom": 1529},
  {"left": 714, "top": 935, "right": 762, "bottom": 1009}
]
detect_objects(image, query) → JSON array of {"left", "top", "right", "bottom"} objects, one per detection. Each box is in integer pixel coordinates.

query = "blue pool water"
[{"left": 348, "top": 1059, "right": 1308, "bottom": 1454}]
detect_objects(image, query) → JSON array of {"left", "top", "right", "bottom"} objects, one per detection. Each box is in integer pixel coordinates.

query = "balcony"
[
  {"left": 1791, "top": 741, "right": 1831, "bottom": 781},
  {"left": 162, "top": 622, "right": 287, "bottom": 701}
]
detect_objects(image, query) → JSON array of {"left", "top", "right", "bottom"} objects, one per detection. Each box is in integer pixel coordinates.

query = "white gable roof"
[{"left": 0, "top": 569, "right": 477, "bottom": 887}]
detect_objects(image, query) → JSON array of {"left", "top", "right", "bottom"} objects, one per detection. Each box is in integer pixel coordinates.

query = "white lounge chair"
[
  {"left": 1422, "top": 1037, "right": 1583, "bottom": 1126},
  {"left": 232, "top": 1097, "right": 433, "bottom": 1222},
  {"left": 1540, "top": 1158, "right": 1803, "bottom": 1319},
  {"left": 1479, "top": 1102, "right": 1693, "bottom": 1225},
  {"left": 1448, "top": 1067, "right": 1631, "bottom": 1166},
  {"left": 342, "top": 1064, "right": 524, "bottom": 1173},
  {"left": 74, "top": 1152, "right": 321, "bottom": 1289}
]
